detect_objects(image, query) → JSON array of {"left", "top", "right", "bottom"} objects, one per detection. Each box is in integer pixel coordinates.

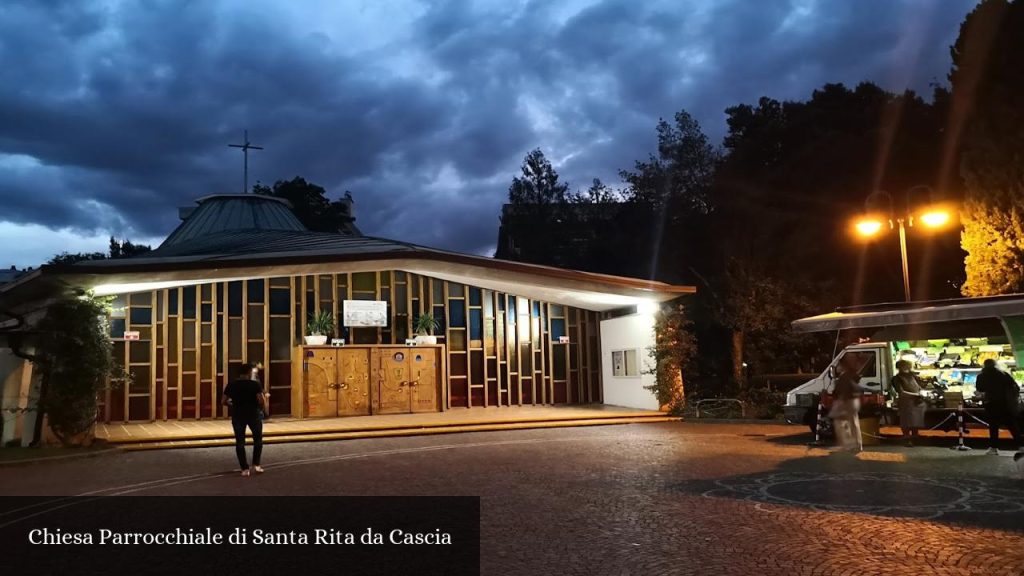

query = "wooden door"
[
  {"left": 305, "top": 349, "right": 338, "bottom": 418},
  {"left": 377, "top": 349, "right": 412, "bottom": 414},
  {"left": 337, "top": 348, "right": 371, "bottom": 416},
  {"left": 409, "top": 348, "right": 439, "bottom": 413}
]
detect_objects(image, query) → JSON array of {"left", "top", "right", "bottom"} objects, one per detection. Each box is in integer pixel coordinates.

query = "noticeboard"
[{"left": 342, "top": 300, "right": 388, "bottom": 327}]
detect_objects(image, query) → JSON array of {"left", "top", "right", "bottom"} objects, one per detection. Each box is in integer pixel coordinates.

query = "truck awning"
[{"left": 792, "top": 294, "right": 1024, "bottom": 333}]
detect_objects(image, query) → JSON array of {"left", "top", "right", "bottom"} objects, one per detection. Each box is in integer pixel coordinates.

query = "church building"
[{"left": 0, "top": 193, "right": 693, "bottom": 432}]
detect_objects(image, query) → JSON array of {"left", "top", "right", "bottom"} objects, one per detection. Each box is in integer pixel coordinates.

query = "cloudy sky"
[{"left": 0, "top": 0, "right": 978, "bottom": 267}]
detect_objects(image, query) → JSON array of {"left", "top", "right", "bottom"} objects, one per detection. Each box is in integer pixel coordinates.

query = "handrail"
[{"left": 694, "top": 398, "right": 745, "bottom": 419}]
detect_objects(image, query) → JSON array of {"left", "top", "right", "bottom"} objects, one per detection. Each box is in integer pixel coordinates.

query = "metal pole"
[
  {"left": 897, "top": 218, "right": 910, "bottom": 302},
  {"left": 243, "top": 138, "right": 249, "bottom": 194}
]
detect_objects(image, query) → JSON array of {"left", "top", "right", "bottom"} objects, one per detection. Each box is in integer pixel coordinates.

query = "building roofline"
[
  {"left": 192, "top": 193, "right": 293, "bottom": 208},
  {"left": 43, "top": 249, "right": 694, "bottom": 295}
]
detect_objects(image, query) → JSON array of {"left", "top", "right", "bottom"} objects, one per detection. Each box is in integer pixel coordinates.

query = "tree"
[
  {"left": 698, "top": 82, "right": 961, "bottom": 395},
  {"left": 569, "top": 179, "right": 620, "bottom": 204},
  {"left": 253, "top": 177, "right": 357, "bottom": 234},
  {"left": 109, "top": 237, "right": 151, "bottom": 259},
  {"left": 22, "top": 294, "right": 123, "bottom": 446},
  {"left": 507, "top": 149, "right": 569, "bottom": 205},
  {"left": 645, "top": 303, "right": 698, "bottom": 414},
  {"left": 620, "top": 110, "right": 719, "bottom": 212},
  {"left": 951, "top": 0, "right": 1024, "bottom": 295},
  {"left": 48, "top": 237, "right": 152, "bottom": 266}
]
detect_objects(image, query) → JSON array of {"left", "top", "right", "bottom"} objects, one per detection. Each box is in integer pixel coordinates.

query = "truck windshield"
[{"left": 837, "top": 350, "right": 877, "bottom": 379}]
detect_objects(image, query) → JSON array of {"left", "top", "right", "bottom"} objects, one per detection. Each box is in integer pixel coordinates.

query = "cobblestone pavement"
[{"left": 2, "top": 421, "right": 1023, "bottom": 575}]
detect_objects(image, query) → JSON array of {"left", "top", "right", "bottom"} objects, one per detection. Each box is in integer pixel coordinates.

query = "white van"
[{"left": 784, "top": 337, "right": 1021, "bottom": 432}]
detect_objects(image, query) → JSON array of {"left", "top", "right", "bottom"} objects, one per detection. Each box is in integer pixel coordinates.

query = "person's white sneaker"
[
  {"left": 986, "top": 447, "right": 999, "bottom": 455},
  {"left": 253, "top": 465, "right": 265, "bottom": 474},
  {"left": 241, "top": 468, "right": 251, "bottom": 477}
]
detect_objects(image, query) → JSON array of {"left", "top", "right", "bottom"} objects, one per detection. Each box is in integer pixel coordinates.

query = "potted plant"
[
  {"left": 413, "top": 313, "right": 440, "bottom": 345},
  {"left": 305, "top": 309, "right": 334, "bottom": 346}
]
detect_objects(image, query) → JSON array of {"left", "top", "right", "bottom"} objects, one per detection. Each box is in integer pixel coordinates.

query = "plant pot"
[
  {"left": 414, "top": 334, "right": 437, "bottom": 345},
  {"left": 304, "top": 335, "right": 328, "bottom": 346}
]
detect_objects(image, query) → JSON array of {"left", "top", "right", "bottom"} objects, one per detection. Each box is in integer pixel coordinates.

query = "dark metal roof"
[
  {"left": 160, "top": 194, "right": 306, "bottom": 248},
  {"left": 0, "top": 269, "right": 23, "bottom": 284},
  {"left": 143, "top": 230, "right": 416, "bottom": 259}
]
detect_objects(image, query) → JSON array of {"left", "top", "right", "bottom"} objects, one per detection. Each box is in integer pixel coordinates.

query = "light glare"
[
  {"left": 855, "top": 219, "right": 883, "bottom": 236},
  {"left": 920, "top": 211, "right": 950, "bottom": 228}
]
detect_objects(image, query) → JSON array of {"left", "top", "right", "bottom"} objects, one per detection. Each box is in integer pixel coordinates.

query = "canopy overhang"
[
  {"left": 2, "top": 253, "right": 694, "bottom": 313},
  {"left": 792, "top": 296, "right": 1024, "bottom": 334}
]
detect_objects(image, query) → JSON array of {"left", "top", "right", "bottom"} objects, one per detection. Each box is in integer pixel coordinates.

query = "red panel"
[
  {"left": 182, "top": 373, "right": 196, "bottom": 398},
  {"left": 553, "top": 381, "right": 568, "bottom": 404},
  {"left": 450, "top": 377, "right": 468, "bottom": 408},
  {"left": 199, "top": 380, "right": 213, "bottom": 418},
  {"left": 156, "top": 380, "right": 164, "bottom": 418},
  {"left": 269, "top": 362, "right": 291, "bottom": 390},
  {"left": 269, "top": 362, "right": 291, "bottom": 416},
  {"left": 487, "top": 379, "right": 499, "bottom": 407},
  {"left": 510, "top": 374, "right": 520, "bottom": 406},
  {"left": 520, "top": 377, "right": 533, "bottom": 405},
  {"left": 109, "top": 392, "right": 126, "bottom": 422},
  {"left": 128, "top": 396, "right": 150, "bottom": 421},
  {"left": 166, "top": 390, "right": 178, "bottom": 419},
  {"left": 449, "top": 353, "right": 467, "bottom": 377},
  {"left": 470, "top": 386, "right": 485, "bottom": 407},
  {"left": 270, "top": 388, "right": 290, "bottom": 416}
]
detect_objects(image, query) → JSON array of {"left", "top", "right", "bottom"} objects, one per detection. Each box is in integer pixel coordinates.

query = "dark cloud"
[{"left": 0, "top": 0, "right": 977, "bottom": 266}]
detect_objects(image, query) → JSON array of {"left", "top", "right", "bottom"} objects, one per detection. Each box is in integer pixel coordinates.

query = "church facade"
[{"left": 1, "top": 194, "right": 693, "bottom": 427}]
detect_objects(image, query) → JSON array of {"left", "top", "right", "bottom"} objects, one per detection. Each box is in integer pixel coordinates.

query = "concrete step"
[
  {"left": 108, "top": 411, "right": 674, "bottom": 445},
  {"left": 117, "top": 416, "right": 681, "bottom": 451}
]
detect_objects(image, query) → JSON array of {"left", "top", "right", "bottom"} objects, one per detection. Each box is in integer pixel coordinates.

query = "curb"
[
  {"left": 118, "top": 417, "right": 681, "bottom": 451},
  {"left": 105, "top": 413, "right": 676, "bottom": 445},
  {"left": 0, "top": 447, "right": 123, "bottom": 467},
  {"left": 684, "top": 418, "right": 788, "bottom": 425}
]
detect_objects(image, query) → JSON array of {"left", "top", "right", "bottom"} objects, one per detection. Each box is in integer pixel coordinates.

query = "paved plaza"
[{"left": 1, "top": 421, "right": 1023, "bottom": 575}]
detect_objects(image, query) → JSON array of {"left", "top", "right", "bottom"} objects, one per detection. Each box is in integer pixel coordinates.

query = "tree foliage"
[
  {"left": 645, "top": 303, "right": 698, "bottom": 414},
  {"left": 620, "top": 110, "right": 718, "bottom": 212},
  {"left": 30, "top": 294, "right": 123, "bottom": 445},
  {"left": 499, "top": 80, "right": 965, "bottom": 398},
  {"left": 253, "top": 177, "right": 357, "bottom": 233},
  {"left": 507, "top": 149, "right": 569, "bottom": 205},
  {"left": 48, "top": 237, "right": 152, "bottom": 266},
  {"left": 951, "top": 0, "right": 1024, "bottom": 295}
]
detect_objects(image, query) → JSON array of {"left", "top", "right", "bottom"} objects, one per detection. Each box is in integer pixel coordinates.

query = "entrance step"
[{"left": 115, "top": 415, "right": 679, "bottom": 451}]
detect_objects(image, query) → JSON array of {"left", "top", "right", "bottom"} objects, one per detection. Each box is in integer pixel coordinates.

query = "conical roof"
[{"left": 160, "top": 194, "right": 306, "bottom": 249}]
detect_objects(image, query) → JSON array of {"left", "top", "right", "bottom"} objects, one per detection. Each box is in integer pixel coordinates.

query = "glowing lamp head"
[
  {"left": 919, "top": 210, "right": 950, "bottom": 228},
  {"left": 855, "top": 219, "right": 883, "bottom": 237},
  {"left": 636, "top": 300, "right": 660, "bottom": 315}
]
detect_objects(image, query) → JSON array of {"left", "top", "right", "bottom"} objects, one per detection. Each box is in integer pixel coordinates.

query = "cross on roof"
[{"left": 228, "top": 130, "right": 264, "bottom": 194}]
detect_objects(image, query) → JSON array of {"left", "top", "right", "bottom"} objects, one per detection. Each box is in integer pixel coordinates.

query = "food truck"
[{"left": 786, "top": 295, "right": 1024, "bottom": 434}]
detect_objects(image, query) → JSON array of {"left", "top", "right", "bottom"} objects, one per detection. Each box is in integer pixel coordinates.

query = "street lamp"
[{"left": 853, "top": 185, "right": 953, "bottom": 302}]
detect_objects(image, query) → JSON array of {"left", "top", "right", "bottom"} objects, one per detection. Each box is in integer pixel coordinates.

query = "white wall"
[
  {"left": 0, "top": 349, "right": 33, "bottom": 446},
  {"left": 599, "top": 312, "right": 659, "bottom": 410}
]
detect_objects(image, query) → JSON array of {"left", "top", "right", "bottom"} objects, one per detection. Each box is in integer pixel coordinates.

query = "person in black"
[
  {"left": 976, "top": 359, "right": 1021, "bottom": 455},
  {"left": 222, "top": 363, "right": 267, "bottom": 476}
]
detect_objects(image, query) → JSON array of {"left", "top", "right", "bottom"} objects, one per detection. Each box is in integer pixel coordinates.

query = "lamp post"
[{"left": 853, "top": 185, "right": 953, "bottom": 302}]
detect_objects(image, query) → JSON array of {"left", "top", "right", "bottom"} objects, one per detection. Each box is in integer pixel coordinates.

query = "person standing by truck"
[
  {"left": 976, "top": 359, "right": 1021, "bottom": 455},
  {"left": 892, "top": 360, "right": 926, "bottom": 447},
  {"left": 830, "top": 356, "right": 864, "bottom": 453}
]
